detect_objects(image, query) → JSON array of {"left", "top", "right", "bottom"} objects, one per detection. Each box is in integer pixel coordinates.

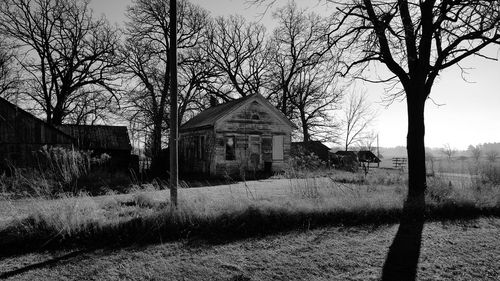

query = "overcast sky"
[{"left": 90, "top": 0, "right": 500, "bottom": 150}]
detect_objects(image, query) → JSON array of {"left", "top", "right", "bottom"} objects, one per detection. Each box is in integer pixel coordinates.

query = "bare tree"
[
  {"left": 358, "top": 131, "right": 378, "bottom": 152},
  {"left": 205, "top": 15, "right": 270, "bottom": 100},
  {"left": 342, "top": 91, "right": 376, "bottom": 151},
  {"left": 486, "top": 150, "right": 498, "bottom": 163},
  {"left": 441, "top": 143, "right": 456, "bottom": 161},
  {"left": 288, "top": 57, "right": 343, "bottom": 142},
  {"left": 330, "top": 1, "right": 500, "bottom": 208},
  {"left": 467, "top": 145, "right": 482, "bottom": 162},
  {"left": 0, "top": 0, "right": 121, "bottom": 125},
  {"left": 121, "top": 0, "right": 208, "bottom": 173},
  {"left": 328, "top": 1, "right": 500, "bottom": 279},
  {"left": 268, "top": 2, "right": 335, "bottom": 118},
  {"left": 249, "top": 0, "right": 500, "bottom": 278}
]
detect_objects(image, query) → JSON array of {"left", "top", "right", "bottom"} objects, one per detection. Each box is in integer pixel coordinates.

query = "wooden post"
[{"left": 169, "top": 0, "right": 178, "bottom": 207}]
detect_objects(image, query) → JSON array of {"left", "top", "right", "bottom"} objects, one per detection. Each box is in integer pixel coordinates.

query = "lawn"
[{"left": 0, "top": 218, "right": 499, "bottom": 281}]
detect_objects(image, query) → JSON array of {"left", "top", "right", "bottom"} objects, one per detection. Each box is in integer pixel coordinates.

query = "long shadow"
[
  {"left": 0, "top": 250, "right": 88, "bottom": 280},
  {"left": 381, "top": 197, "right": 425, "bottom": 281}
]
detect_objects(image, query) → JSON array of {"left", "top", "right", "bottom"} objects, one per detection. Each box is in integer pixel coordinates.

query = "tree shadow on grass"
[{"left": 381, "top": 197, "right": 425, "bottom": 281}]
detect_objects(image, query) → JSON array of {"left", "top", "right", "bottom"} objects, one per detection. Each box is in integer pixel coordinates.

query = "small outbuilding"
[
  {"left": 357, "top": 150, "right": 381, "bottom": 164},
  {"left": 179, "top": 94, "right": 297, "bottom": 177},
  {"left": 56, "top": 124, "right": 133, "bottom": 170},
  {"left": 291, "top": 141, "right": 331, "bottom": 164}
]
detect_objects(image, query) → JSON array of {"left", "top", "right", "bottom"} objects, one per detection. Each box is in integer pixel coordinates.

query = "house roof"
[
  {"left": 180, "top": 94, "right": 297, "bottom": 132},
  {"left": 56, "top": 124, "right": 132, "bottom": 151}
]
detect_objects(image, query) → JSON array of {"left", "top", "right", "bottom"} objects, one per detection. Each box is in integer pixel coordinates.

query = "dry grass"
[
  {"left": 1, "top": 218, "right": 499, "bottom": 281},
  {"left": 0, "top": 166, "right": 499, "bottom": 257}
]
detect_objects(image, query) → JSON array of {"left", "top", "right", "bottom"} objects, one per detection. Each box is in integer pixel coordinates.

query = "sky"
[{"left": 89, "top": 0, "right": 500, "bottom": 150}]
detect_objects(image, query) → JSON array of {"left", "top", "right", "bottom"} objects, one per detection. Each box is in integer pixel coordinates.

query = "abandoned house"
[
  {"left": 55, "top": 124, "right": 133, "bottom": 170},
  {"left": 179, "top": 93, "right": 297, "bottom": 177},
  {"left": 0, "top": 97, "right": 75, "bottom": 168}
]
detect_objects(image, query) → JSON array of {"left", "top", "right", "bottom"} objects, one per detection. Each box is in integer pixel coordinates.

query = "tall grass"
[{"left": 0, "top": 146, "right": 130, "bottom": 197}]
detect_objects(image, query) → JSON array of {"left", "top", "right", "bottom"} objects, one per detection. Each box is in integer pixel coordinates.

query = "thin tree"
[
  {"left": 467, "top": 145, "right": 482, "bottom": 162},
  {"left": 0, "top": 0, "right": 121, "bottom": 125},
  {"left": 342, "top": 91, "right": 376, "bottom": 151},
  {"left": 441, "top": 143, "right": 456, "bottom": 161}
]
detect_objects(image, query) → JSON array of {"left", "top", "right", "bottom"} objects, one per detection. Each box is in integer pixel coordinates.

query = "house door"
[{"left": 248, "top": 135, "right": 261, "bottom": 170}]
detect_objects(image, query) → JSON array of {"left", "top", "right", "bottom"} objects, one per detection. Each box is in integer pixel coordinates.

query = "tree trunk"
[
  {"left": 149, "top": 117, "right": 163, "bottom": 177},
  {"left": 381, "top": 89, "right": 427, "bottom": 281},
  {"left": 406, "top": 92, "right": 427, "bottom": 205},
  {"left": 51, "top": 105, "right": 64, "bottom": 125},
  {"left": 300, "top": 111, "right": 310, "bottom": 142}
]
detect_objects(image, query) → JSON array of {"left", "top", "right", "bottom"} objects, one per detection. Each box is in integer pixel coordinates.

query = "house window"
[
  {"left": 251, "top": 113, "right": 260, "bottom": 120},
  {"left": 272, "top": 135, "right": 284, "bottom": 160},
  {"left": 225, "top": 136, "right": 235, "bottom": 160}
]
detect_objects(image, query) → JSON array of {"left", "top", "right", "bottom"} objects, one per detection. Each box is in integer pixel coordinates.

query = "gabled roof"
[
  {"left": 56, "top": 124, "right": 132, "bottom": 151},
  {"left": 180, "top": 93, "right": 297, "bottom": 132}
]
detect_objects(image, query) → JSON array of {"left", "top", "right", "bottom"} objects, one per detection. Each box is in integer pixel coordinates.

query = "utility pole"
[
  {"left": 169, "top": 0, "right": 178, "bottom": 207},
  {"left": 377, "top": 134, "right": 380, "bottom": 168}
]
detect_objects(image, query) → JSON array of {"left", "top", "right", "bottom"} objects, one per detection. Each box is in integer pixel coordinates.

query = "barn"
[
  {"left": 55, "top": 124, "right": 133, "bottom": 170},
  {"left": 0, "top": 97, "right": 75, "bottom": 168},
  {"left": 179, "top": 94, "right": 296, "bottom": 178}
]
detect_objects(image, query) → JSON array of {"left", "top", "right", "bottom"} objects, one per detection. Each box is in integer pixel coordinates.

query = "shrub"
[{"left": 426, "top": 177, "right": 454, "bottom": 203}]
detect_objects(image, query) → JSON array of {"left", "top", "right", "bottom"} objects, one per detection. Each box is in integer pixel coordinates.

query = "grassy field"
[
  {"left": 1, "top": 166, "right": 499, "bottom": 279},
  {"left": 0, "top": 218, "right": 499, "bottom": 281}
]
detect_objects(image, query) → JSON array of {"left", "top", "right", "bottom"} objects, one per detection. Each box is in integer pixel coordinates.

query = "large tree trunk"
[
  {"left": 406, "top": 91, "right": 427, "bottom": 205},
  {"left": 382, "top": 89, "right": 427, "bottom": 281},
  {"left": 51, "top": 105, "right": 65, "bottom": 125},
  {"left": 300, "top": 110, "right": 310, "bottom": 142},
  {"left": 149, "top": 116, "right": 163, "bottom": 177}
]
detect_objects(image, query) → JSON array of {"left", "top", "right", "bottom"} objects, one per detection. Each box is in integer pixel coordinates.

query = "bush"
[{"left": 285, "top": 147, "right": 326, "bottom": 178}]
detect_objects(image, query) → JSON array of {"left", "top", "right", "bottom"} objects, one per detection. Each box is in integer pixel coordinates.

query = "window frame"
[{"left": 225, "top": 136, "right": 236, "bottom": 161}]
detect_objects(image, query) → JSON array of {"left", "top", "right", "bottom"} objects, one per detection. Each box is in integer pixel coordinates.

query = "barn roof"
[
  {"left": 56, "top": 125, "right": 132, "bottom": 151},
  {"left": 335, "top": 151, "right": 358, "bottom": 158},
  {"left": 291, "top": 141, "right": 331, "bottom": 161},
  {"left": 357, "top": 150, "right": 381, "bottom": 163},
  {"left": 180, "top": 94, "right": 297, "bottom": 132},
  {"left": 0, "top": 97, "right": 75, "bottom": 144}
]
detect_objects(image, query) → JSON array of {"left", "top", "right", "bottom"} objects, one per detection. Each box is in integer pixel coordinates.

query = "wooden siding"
[
  {"left": 179, "top": 129, "right": 215, "bottom": 175},
  {"left": 0, "top": 99, "right": 74, "bottom": 167}
]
